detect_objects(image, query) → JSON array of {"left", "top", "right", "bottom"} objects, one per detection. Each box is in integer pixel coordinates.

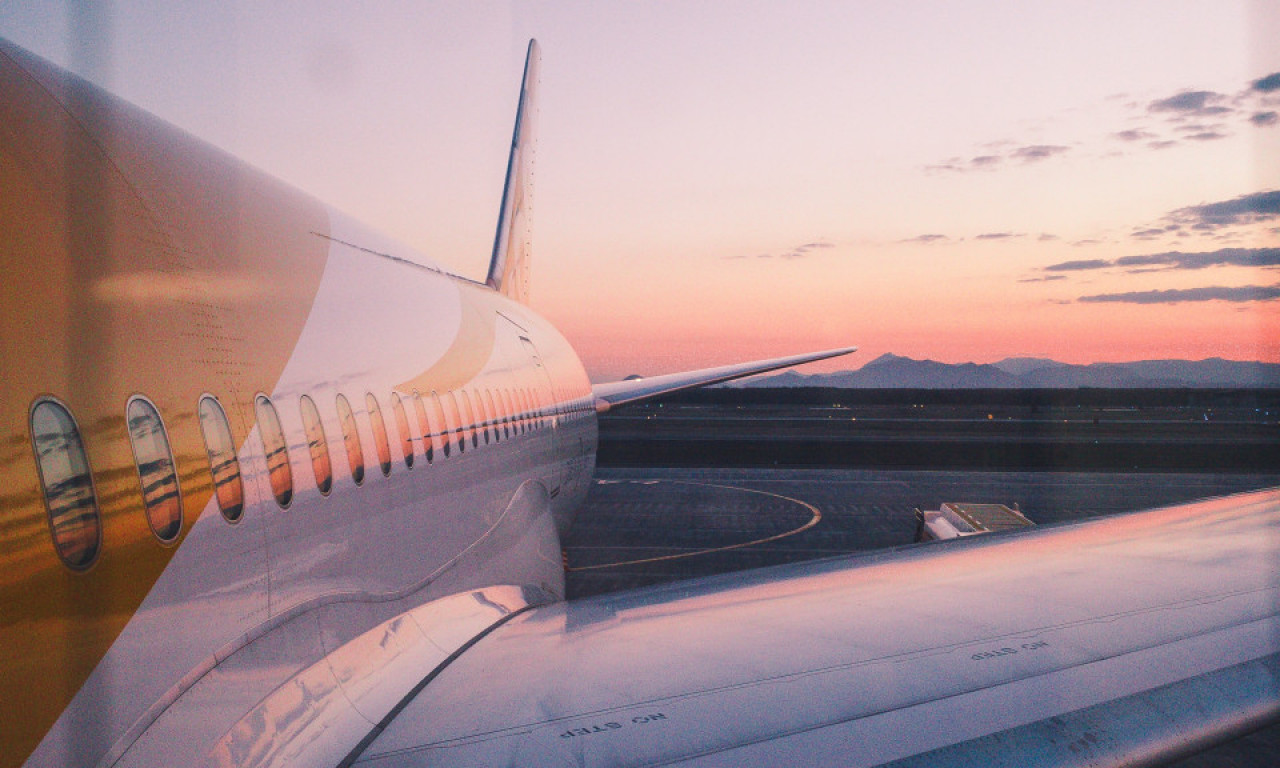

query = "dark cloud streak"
[{"left": 1078, "top": 285, "right": 1280, "bottom": 304}]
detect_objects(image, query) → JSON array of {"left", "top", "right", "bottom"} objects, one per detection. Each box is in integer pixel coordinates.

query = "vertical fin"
[{"left": 486, "top": 39, "right": 540, "bottom": 304}]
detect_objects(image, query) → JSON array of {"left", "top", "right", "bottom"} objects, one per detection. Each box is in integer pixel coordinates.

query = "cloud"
[
  {"left": 728, "top": 240, "right": 836, "bottom": 260},
  {"left": 1045, "top": 258, "right": 1112, "bottom": 272},
  {"left": 1147, "top": 139, "right": 1178, "bottom": 150},
  {"left": 975, "top": 232, "right": 1021, "bottom": 240},
  {"left": 1251, "top": 111, "right": 1279, "bottom": 127},
  {"left": 1253, "top": 73, "right": 1280, "bottom": 93},
  {"left": 1037, "top": 233, "right": 1059, "bottom": 242},
  {"left": 1184, "top": 130, "right": 1228, "bottom": 141},
  {"left": 1019, "top": 275, "right": 1067, "bottom": 283},
  {"left": 1130, "top": 228, "right": 1165, "bottom": 239},
  {"left": 902, "top": 234, "right": 948, "bottom": 243},
  {"left": 1112, "top": 129, "right": 1154, "bottom": 142},
  {"left": 1168, "top": 190, "right": 1280, "bottom": 231},
  {"left": 1078, "top": 285, "right": 1280, "bottom": 304},
  {"left": 1148, "top": 90, "right": 1233, "bottom": 117},
  {"left": 970, "top": 155, "right": 1001, "bottom": 168},
  {"left": 1045, "top": 247, "right": 1280, "bottom": 273},
  {"left": 1011, "top": 144, "right": 1070, "bottom": 162}
]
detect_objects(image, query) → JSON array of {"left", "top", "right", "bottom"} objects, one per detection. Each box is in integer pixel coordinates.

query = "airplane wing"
[
  {"left": 592, "top": 347, "right": 858, "bottom": 412},
  {"left": 352, "top": 488, "right": 1280, "bottom": 767}
]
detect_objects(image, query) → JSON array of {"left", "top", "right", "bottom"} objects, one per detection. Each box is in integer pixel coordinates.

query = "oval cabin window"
[
  {"left": 445, "top": 391, "right": 464, "bottom": 454},
  {"left": 198, "top": 396, "right": 244, "bottom": 522},
  {"left": 391, "top": 392, "right": 414, "bottom": 469},
  {"left": 412, "top": 392, "right": 433, "bottom": 464},
  {"left": 366, "top": 393, "right": 392, "bottom": 476},
  {"left": 459, "top": 390, "right": 479, "bottom": 449},
  {"left": 30, "top": 398, "right": 102, "bottom": 571},
  {"left": 126, "top": 397, "right": 183, "bottom": 543},
  {"left": 299, "top": 395, "right": 332, "bottom": 496},
  {"left": 254, "top": 395, "right": 293, "bottom": 508},
  {"left": 432, "top": 392, "right": 451, "bottom": 459},
  {"left": 335, "top": 394, "right": 364, "bottom": 486}
]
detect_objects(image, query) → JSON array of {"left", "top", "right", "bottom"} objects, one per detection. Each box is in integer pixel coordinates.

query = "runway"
[{"left": 563, "top": 467, "right": 1280, "bottom": 767}]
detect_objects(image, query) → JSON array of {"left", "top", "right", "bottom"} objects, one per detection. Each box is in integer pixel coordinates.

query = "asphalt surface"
[{"left": 563, "top": 467, "right": 1280, "bottom": 767}]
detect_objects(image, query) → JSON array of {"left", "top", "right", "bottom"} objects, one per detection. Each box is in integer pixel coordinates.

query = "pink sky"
[{"left": 2, "top": 1, "right": 1278, "bottom": 381}]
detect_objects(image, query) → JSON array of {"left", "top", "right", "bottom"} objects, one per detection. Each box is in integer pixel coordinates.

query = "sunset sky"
[{"left": 2, "top": 1, "right": 1278, "bottom": 380}]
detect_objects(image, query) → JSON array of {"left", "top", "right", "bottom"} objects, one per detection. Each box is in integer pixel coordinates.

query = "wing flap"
[
  {"left": 592, "top": 346, "right": 857, "bottom": 412},
  {"left": 354, "top": 489, "right": 1280, "bottom": 767}
]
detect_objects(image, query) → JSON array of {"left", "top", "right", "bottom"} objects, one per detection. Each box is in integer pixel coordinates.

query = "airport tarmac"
[{"left": 563, "top": 467, "right": 1280, "bottom": 766}]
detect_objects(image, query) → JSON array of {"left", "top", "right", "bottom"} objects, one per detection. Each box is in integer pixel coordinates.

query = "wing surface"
[
  {"left": 354, "top": 488, "right": 1280, "bottom": 767},
  {"left": 592, "top": 347, "right": 857, "bottom": 412}
]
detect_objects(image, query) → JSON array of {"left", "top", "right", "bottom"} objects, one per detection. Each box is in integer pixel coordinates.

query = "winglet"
[
  {"left": 592, "top": 347, "right": 857, "bottom": 412},
  {"left": 486, "top": 39, "right": 540, "bottom": 303}
]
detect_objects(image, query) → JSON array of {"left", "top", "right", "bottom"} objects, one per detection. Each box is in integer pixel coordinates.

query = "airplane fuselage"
[{"left": 0, "top": 38, "right": 594, "bottom": 767}]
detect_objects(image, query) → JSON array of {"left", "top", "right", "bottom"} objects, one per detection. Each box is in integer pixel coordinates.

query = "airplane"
[{"left": 1, "top": 35, "right": 1277, "bottom": 768}]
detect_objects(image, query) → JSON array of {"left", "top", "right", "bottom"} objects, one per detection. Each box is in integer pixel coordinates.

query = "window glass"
[
  {"left": 459, "top": 390, "right": 479, "bottom": 448},
  {"left": 432, "top": 392, "right": 451, "bottom": 458},
  {"left": 299, "top": 395, "right": 332, "bottom": 496},
  {"left": 366, "top": 393, "right": 392, "bottom": 476},
  {"left": 255, "top": 396, "right": 293, "bottom": 508},
  {"left": 445, "top": 391, "right": 464, "bottom": 454},
  {"left": 126, "top": 397, "right": 183, "bottom": 543},
  {"left": 391, "top": 392, "right": 414, "bottom": 469},
  {"left": 336, "top": 394, "right": 364, "bottom": 486},
  {"left": 500, "top": 389, "right": 513, "bottom": 439},
  {"left": 31, "top": 399, "right": 101, "bottom": 570},
  {"left": 477, "top": 390, "right": 491, "bottom": 445},
  {"left": 198, "top": 396, "right": 244, "bottom": 522},
  {"left": 485, "top": 390, "right": 500, "bottom": 443},
  {"left": 412, "top": 391, "right": 433, "bottom": 464}
]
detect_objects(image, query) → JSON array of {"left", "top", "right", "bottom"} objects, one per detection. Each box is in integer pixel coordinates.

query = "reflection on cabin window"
[
  {"left": 391, "top": 392, "right": 414, "bottom": 469},
  {"left": 127, "top": 397, "right": 183, "bottom": 543},
  {"left": 446, "top": 391, "right": 464, "bottom": 454},
  {"left": 31, "top": 398, "right": 101, "bottom": 571},
  {"left": 434, "top": 392, "right": 453, "bottom": 458},
  {"left": 198, "top": 396, "right": 244, "bottom": 522},
  {"left": 254, "top": 395, "right": 293, "bottom": 508},
  {"left": 366, "top": 393, "right": 392, "bottom": 476},
  {"left": 459, "top": 390, "right": 479, "bottom": 449},
  {"left": 336, "top": 394, "right": 364, "bottom": 486},
  {"left": 412, "top": 391, "right": 433, "bottom": 464},
  {"left": 477, "top": 390, "right": 491, "bottom": 446},
  {"left": 299, "top": 395, "right": 332, "bottom": 496},
  {"left": 484, "top": 389, "right": 499, "bottom": 443},
  {"left": 500, "top": 389, "right": 513, "bottom": 439}
]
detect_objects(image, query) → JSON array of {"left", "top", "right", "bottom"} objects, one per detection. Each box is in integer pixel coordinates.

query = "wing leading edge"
[
  {"left": 354, "top": 488, "right": 1280, "bottom": 767},
  {"left": 592, "top": 346, "right": 857, "bottom": 412}
]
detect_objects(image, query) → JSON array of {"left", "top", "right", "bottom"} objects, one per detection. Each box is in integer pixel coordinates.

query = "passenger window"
[
  {"left": 485, "top": 390, "right": 500, "bottom": 443},
  {"left": 335, "top": 394, "right": 364, "bottom": 486},
  {"left": 500, "top": 389, "right": 513, "bottom": 439},
  {"left": 477, "top": 391, "right": 491, "bottom": 445},
  {"left": 198, "top": 396, "right": 244, "bottom": 522},
  {"left": 432, "top": 392, "right": 451, "bottom": 459},
  {"left": 126, "top": 397, "right": 183, "bottom": 543},
  {"left": 30, "top": 398, "right": 102, "bottom": 571},
  {"left": 366, "top": 393, "right": 392, "bottom": 476},
  {"left": 299, "top": 396, "right": 332, "bottom": 496},
  {"left": 445, "top": 391, "right": 464, "bottom": 454},
  {"left": 459, "top": 390, "right": 479, "bottom": 448},
  {"left": 412, "top": 391, "right": 433, "bottom": 464},
  {"left": 391, "top": 392, "right": 414, "bottom": 469},
  {"left": 254, "top": 396, "right": 293, "bottom": 508}
]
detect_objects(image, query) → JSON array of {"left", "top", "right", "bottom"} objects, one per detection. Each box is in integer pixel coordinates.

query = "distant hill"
[{"left": 733, "top": 354, "right": 1280, "bottom": 389}]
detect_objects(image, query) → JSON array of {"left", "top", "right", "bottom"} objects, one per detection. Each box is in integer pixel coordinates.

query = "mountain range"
[{"left": 733, "top": 354, "right": 1280, "bottom": 389}]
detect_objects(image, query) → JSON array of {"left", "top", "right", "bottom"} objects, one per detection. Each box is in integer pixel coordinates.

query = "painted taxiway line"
[{"left": 566, "top": 480, "right": 822, "bottom": 572}]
